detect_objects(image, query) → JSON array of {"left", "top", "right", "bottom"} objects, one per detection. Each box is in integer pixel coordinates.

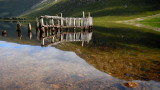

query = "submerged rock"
[
  {"left": 2, "top": 30, "right": 6, "bottom": 34},
  {"left": 123, "top": 82, "right": 138, "bottom": 88},
  {"left": 2, "top": 30, "right": 7, "bottom": 36}
]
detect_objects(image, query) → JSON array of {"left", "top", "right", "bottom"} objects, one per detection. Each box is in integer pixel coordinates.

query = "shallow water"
[{"left": 0, "top": 21, "right": 160, "bottom": 89}]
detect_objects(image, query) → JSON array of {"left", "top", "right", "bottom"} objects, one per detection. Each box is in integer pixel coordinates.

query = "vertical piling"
[
  {"left": 51, "top": 36, "right": 54, "bottom": 43},
  {"left": 35, "top": 17, "right": 39, "bottom": 30},
  {"left": 45, "top": 22, "right": 49, "bottom": 36},
  {"left": 60, "top": 27, "right": 63, "bottom": 33},
  {"left": 17, "top": 30, "right": 22, "bottom": 40},
  {"left": 61, "top": 13, "right": 63, "bottom": 26},
  {"left": 41, "top": 38, "right": 45, "bottom": 46},
  {"left": 28, "top": 31, "right": 32, "bottom": 40},
  {"left": 73, "top": 27, "right": 76, "bottom": 33},
  {"left": 17, "top": 21, "right": 21, "bottom": 31},
  {"left": 36, "top": 28, "right": 40, "bottom": 40},
  {"left": 28, "top": 23, "right": 32, "bottom": 31},
  {"left": 73, "top": 18, "right": 76, "bottom": 27}
]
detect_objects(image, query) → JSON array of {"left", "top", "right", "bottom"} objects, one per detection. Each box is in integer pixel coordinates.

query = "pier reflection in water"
[{"left": 41, "top": 31, "right": 93, "bottom": 47}]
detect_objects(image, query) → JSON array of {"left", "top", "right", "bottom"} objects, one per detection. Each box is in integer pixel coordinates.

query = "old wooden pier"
[
  {"left": 39, "top": 12, "right": 93, "bottom": 31},
  {"left": 14, "top": 12, "right": 93, "bottom": 46}
]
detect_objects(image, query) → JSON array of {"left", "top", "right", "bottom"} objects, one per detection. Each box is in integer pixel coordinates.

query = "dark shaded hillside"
[
  {"left": 21, "top": 0, "right": 160, "bottom": 21},
  {"left": 0, "top": 0, "right": 42, "bottom": 17}
]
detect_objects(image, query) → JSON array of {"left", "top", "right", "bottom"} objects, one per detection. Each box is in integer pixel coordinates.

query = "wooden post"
[
  {"left": 73, "top": 33, "right": 75, "bottom": 41},
  {"left": 40, "top": 32, "right": 45, "bottom": 39},
  {"left": 82, "top": 11, "right": 85, "bottom": 27},
  {"left": 58, "top": 19, "right": 60, "bottom": 26},
  {"left": 84, "top": 18, "right": 86, "bottom": 27},
  {"left": 17, "top": 21, "right": 21, "bottom": 31},
  {"left": 41, "top": 38, "right": 45, "bottom": 46},
  {"left": 80, "top": 18, "right": 83, "bottom": 27},
  {"left": 69, "top": 18, "right": 71, "bottom": 26},
  {"left": 61, "top": 13, "right": 63, "bottom": 26},
  {"left": 89, "top": 17, "right": 93, "bottom": 26},
  {"left": 60, "top": 27, "right": 63, "bottom": 33},
  {"left": 78, "top": 18, "right": 80, "bottom": 27},
  {"left": 82, "top": 41, "right": 84, "bottom": 47},
  {"left": 86, "top": 18, "right": 88, "bottom": 27},
  {"left": 52, "top": 27, "right": 55, "bottom": 35},
  {"left": 17, "top": 30, "right": 22, "bottom": 40},
  {"left": 76, "top": 18, "right": 78, "bottom": 27},
  {"left": 51, "top": 19, "right": 54, "bottom": 25},
  {"left": 51, "top": 36, "right": 54, "bottom": 43},
  {"left": 73, "top": 27, "right": 76, "bottom": 33},
  {"left": 49, "top": 19, "right": 52, "bottom": 26},
  {"left": 28, "top": 31, "right": 32, "bottom": 40},
  {"left": 88, "top": 12, "right": 90, "bottom": 17},
  {"left": 35, "top": 17, "right": 39, "bottom": 30},
  {"left": 40, "top": 17, "right": 44, "bottom": 26},
  {"left": 60, "top": 34, "right": 63, "bottom": 41},
  {"left": 41, "top": 26, "right": 45, "bottom": 33},
  {"left": 28, "top": 23, "right": 31, "bottom": 31},
  {"left": 46, "top": 28, "right": 48, "bottom": 37},
  {"left": 73, "top": 18, "right": 76, "bottom": 27},
  {"left": 83, "top": 11, "right": 85, "bottom": 18},
  {"left": 36, "top": 22, "right": 39, "bottom": 31},
  {"left": 36, "top": 28, "right": 40, "bottom": 40},
  {"left": 40, "top": 24, "right": 45, "bottom": 39},
  {"left": 45, "top": 23, "right": 49, "bottom": 36}
]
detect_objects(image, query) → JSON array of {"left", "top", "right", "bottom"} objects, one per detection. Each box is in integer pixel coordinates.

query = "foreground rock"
[{"left": 123, "top": 82, "right": 138, "bottom": 88}]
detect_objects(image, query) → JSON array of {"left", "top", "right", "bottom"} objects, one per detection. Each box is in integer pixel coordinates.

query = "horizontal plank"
[{"left": 42, "top": 25, "right": 91, "bottom": 28}]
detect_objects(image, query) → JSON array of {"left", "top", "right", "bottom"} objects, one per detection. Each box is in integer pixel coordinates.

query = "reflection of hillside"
[
  {"left": 54, "top": 24, "right": 160, "bottom": 82},
  {"left": 55, "top": 42, "right": 160, "bottom": 82}
]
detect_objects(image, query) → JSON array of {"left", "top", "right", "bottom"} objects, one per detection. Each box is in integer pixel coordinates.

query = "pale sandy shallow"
[{"left": 0, "top": 41, "right": 160, "bottom": 90}]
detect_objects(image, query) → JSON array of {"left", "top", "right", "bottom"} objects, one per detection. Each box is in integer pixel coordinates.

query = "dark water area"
[{"left": 0, "top": 21, "right": 160, "bottom": 89}]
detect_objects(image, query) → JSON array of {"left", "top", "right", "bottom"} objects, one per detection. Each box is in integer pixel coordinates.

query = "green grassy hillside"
[
  {"left": 21, "top": 0, "right": 160, "bottom": 21},
  {"left": 0, "top": 0, "right": 42, "bottom": 17}
]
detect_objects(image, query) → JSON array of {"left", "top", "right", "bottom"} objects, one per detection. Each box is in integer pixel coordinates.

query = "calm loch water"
[{"left": 0, "top": 21, "right": 160, "bottom": 89}]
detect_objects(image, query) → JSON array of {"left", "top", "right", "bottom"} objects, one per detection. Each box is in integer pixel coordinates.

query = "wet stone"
[
  {"left": 2, "top": 30, "right": 7, "bottom": 37},
  {"left": 123, "top": 82, "right": 138, "bottom": 88}
]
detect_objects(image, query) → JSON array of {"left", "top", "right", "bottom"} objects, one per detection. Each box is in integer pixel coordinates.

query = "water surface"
[{"left": 0, "top": 21, "right": 160, "bottom": 89}]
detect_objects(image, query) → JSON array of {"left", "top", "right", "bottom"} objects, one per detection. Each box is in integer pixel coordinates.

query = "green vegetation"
[
  {"left": 140, "top": 17, "right": 160, "bottom": 22},
  {"left": 21, "top": 0, "right": 160, "bottom": 21},
  {"left": 0, "top": 0, "right": 42, "bottom": 17},
  {"left": 141, "top": 22, "right": 160, "bottom": 28}
]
